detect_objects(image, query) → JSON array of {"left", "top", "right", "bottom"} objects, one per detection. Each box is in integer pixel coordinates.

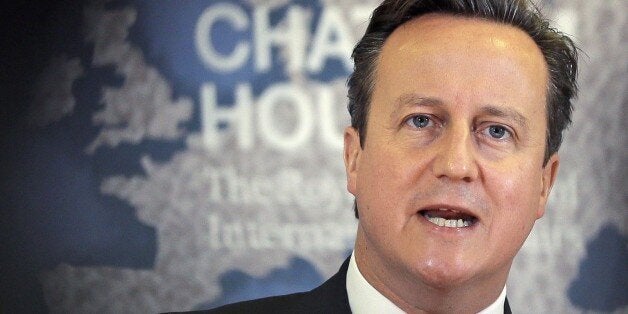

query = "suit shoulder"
[{"left": 173, "top": 257, "right": 352, "bottom": 314}]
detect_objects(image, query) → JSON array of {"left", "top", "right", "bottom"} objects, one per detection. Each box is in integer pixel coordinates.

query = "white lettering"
[
  {"left": 195, "top": 3, "right": 250, "bottom": 72},
  {"left": 194, "top": 3, "right": 377, "bottom": 74},
  {"left": 254, "top": 6, "right": 307, "bottom": 73},
  {"left": 200, "top": 82, "right": 346, "bottom": 152},
  {"left": 207, "top": 213, "right": 357, "bottom": 252},
  {"left": 200, "top": 83, "right": 254, "bottom": 150},
  {"left": 258, "top": 84, "right": 314, "bottom": 151},
  {"left": 307, "top": 7, "right": 353, "bottom": 72},
  {"left": 203, "top": 165, "right": 350, "bottom": 211}
]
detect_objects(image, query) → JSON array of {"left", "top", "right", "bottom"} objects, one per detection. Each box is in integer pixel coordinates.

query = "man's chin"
[
  {"left": 409, "top": 256, "right": 514, "bottom": 295},
  {"left": 408, "top": 260, "right": 484, "bottom": 291}
]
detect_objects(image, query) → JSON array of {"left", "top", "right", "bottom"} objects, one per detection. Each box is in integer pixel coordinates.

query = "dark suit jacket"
[{"left": 195, "top": 257, "right": 512, "bottom": 314}]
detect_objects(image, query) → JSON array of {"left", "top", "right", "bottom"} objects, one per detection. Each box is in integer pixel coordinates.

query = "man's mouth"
[{"left": 420, "top": 208, "right": 477, "bottom": 228}]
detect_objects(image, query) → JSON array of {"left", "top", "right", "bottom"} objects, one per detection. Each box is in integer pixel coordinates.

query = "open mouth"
[{"left": 420, "top": 208, "right": 477, "bottom": 228}]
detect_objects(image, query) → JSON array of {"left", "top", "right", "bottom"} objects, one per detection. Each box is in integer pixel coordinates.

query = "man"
[{"left": 202, "top": 0, "right": 578, "bottom": 312}]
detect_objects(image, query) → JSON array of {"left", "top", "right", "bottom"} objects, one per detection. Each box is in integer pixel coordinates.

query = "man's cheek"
[{"left": 485, "top": 164, "right": 529, "bottom": 198}]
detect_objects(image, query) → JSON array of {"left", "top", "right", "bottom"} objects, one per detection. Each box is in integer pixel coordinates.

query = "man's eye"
[
  {"left": 485, "top": 125, "right": 511, "bottom": 139},
  {"left": 407, "top": 115, "right": 432, "bottom": 128}
]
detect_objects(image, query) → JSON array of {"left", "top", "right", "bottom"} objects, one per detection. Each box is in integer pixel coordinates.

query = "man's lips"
[{"left": 419, "top": 207, "right": 478, "bottom": 228}]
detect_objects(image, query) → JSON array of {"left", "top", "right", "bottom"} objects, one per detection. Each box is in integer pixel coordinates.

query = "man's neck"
[{"left": 352, "top": 247, "right": 508, "bottom": 313}]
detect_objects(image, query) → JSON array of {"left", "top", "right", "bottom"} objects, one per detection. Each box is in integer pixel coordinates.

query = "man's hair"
[{"left": 348, "top": 0, "right": 578, "bottom": 218}]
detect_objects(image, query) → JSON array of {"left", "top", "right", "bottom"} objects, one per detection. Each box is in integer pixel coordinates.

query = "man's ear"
[
  {"left": 537, "top": 153, "right": 560, "bottom": 219},
  {"left": 344, "top": 127, "right": 361, "bottom": 196}
]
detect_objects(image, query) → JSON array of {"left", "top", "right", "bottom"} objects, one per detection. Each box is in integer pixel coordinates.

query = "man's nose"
[{"left": 431, "top": 127, "right": 479, "bottom": 182}]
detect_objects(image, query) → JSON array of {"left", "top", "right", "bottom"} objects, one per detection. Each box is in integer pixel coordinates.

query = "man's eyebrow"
[
  {"left": 479, "top": 105, "right": 529, "bottom": 130},
  {"left": 395, "top": 94, "right": 444, "bottom": 108},
  {"left": 390, "top": 94, "right": 444, "bottom": 120}
]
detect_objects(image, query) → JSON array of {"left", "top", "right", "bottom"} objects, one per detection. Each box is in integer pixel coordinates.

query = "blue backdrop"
[{"left": 1, "top": 0, "right": 626, "bottom": 313}]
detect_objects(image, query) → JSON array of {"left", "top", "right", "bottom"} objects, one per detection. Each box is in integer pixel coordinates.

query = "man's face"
[{"left": 344, "top": 14, "right": 559, "bottom": 294}]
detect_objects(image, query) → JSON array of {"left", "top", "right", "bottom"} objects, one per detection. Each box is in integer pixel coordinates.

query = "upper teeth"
[{"left": 426, "top": 216, "right": 471, "bottom": 228}]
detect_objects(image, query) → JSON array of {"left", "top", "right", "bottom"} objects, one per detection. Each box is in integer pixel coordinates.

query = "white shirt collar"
[{"left": 346, "top": 252, "right": 507, "bottom": 314}]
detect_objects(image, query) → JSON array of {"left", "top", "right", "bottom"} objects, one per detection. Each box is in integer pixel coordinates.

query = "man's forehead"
[
  {"left": 387, "top": 13, "right": 544, "bottom": 60},
  {"left": 375, "top": 13, "right": 549, "bottom": 102}
]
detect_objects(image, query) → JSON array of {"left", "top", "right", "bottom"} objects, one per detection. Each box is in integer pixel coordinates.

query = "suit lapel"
[{"left": 306, "top": 256, "right": 352, "bottom": 313}]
